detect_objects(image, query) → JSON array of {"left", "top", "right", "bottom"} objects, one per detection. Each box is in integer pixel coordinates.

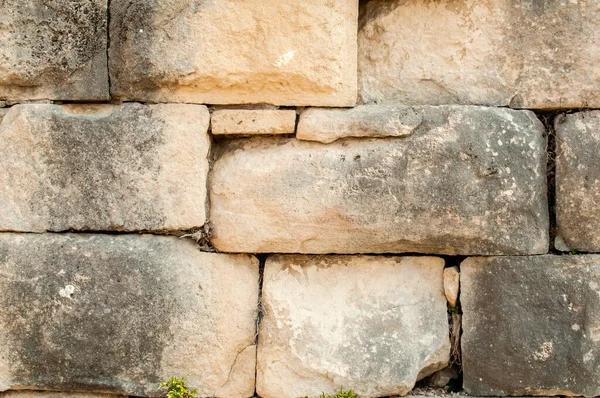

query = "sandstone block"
[
  {"left": 359, "top": 0, "right": 600, "bottom": 109},
  {"left": 297, "top": 106, "right": 422, "bottom": 143},
  {"left": 443, "top": 266, "right": 460, "bottom": 308},
  {"left": 462, "top": 255, "right": 600, "bottom": 397},
  {"left": 0, "top": 103, "right": 210, "bottom": 232},
  {"left": 555, "top": 111, "right": 600, "bottom": 252},
  {"left": 0, "top": 234, "right": 258, "bottom": 397},
  {"left": 210, "top": 106, "right": 548, "bottom": 255},
  {"left": 0, "top": 0, "right": 108, "bottom": 101},
  {"left": 211, "top": 109, "right": 296, "bottom": 136},
  {"left": 257, "top": 255, "right": 449, "bottom": 398},
  {"left": 109, "top": 0, "right": 358, "bottom": 106},
  {"left": 0, "top": 393, "right": 124, "bottom": 398}
]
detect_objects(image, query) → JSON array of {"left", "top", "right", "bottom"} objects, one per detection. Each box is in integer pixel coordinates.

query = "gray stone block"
[
  {"left": 0, "top": 233, "right": 259, "bottom": 397},
  {"left": 462, "top": 255, "right": 600, "bottom": 397}
]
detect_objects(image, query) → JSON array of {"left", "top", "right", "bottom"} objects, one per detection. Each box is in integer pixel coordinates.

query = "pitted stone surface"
[
  {"left": 211, "top": 109, "right": 296, "bottom": 136},
  {"left": 462, "top": 255, "right": 600, "bottom": 397},
  {"left": 359, "top": 0, "right": 600, "bottom": 109},
  {"left": 0, "top": 393, "right": 124, "bottom": 398},
  {"left": 0, "top": 103, "right": 210, "bottom": 232},
  {"left": 297, "top": 105, "right": 422, "bottom": 143},
  {"left": 257, "top": 255, "right": 449, "bottom": 398},
  {"left": 555, "top": 111, "right": 600, "bottom": 252},
  {"left": 0, "top": 0, "right": 108, "bottom": 101},
  {"left": 0, "top": 234, "right": 258, "bottom": 397},
  {"left": 211, "top": 106, "right": 548, "bottom": 255},
  {"left": 110, "top": 0, "right": 357, "bottom": 106}
]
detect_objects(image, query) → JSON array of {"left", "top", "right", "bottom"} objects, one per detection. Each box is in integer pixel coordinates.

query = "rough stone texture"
[
  {"left": 0, "top": 103, "right": 210, "bottom": 232},
  {"left": 257, "top": 255, "right": 449, "bottom": 398},
  {"left": 211, "top": 106, "right": 548, "bottom": 255},
  {"left": 0, "top": 0, "right": 108, "bottom": 101},
  {"left": 297, "top": 105, "right": 422, "bottom": 143},
  {"left": 443, "top": 266, "right": 460, "bottom": 308},
  {"left": 109, "top": 0, "right": 358, "bottom": 106},
  {"left": 211, "top": 109, "right": 296, "bottom": 136},
  {"left": 462, "top": 255, "right": 600, "bottom": 397},
  {"left": 0, "top": 233, "right": 258, "bottom": 397},
  {"left": 0, "top": 109, "right": 7, "bottom": 122},
  {"left": 359, "top": 0, "right": 600, "bottom": 109},
  {"left": 0, "top": 393, "right": 124, "bottom": 398},
  {"left": 555, "top": 111, "right": 600, "bottom": 252}
]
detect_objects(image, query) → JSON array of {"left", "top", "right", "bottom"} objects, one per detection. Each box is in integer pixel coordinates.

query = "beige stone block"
[
  {"left": 257, "top": 255, "right": 449, "bottom": 398},
  {"left": 110, "top": 0, "right": 358, "bottom": 106},
  {"left": 443, "top": 266, "right": 460, "bottom": 308},
  {"left": 0, "top": 0, "right": 108, "bottom": 101},
  {"left": 212, "top": 109, "right": 296, "bottom": 136},
  {"left": 0, "top": 234, "right": 258, "bottom": 397},
  {"left": 0, "top": 103, "right": 210, "bottom": 232},
  {"left": 359, "top": 0, "right": 600, "bottom": 109},
  {"left": 297, "top": 105, "right": 422, "bottom": 143}
]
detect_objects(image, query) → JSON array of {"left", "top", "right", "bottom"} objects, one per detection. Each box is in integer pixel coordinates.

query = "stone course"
[
  {"left": 109, "top": 0, "right": 358, "bottom": 106},
  {"left": 555, "top": 111, "right": 600, "bottom": 252},
  {"left": 0, "top": 103, "right": 210, "bottom": 232},
  {"left": 211, "top": 106, "right": 548, "bottom": 255},
  {"left": 257, "top": 255, "right": 449, "bottom": 398},
  {"left": 462, "top": 255, "right": 600, "bottom": 397},
  {"left": 359, "top": 0, "right": 600, "bottom": 109},
  {"left": 0, "top": 233, "right": 258, "bottom": 397},
  {"left": 0, "top": 0, "right": 108, "bottom": 101}
]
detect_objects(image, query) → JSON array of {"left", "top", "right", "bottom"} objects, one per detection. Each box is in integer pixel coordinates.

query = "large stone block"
[
  {"left": 0, "top": 0, "right": 108, "bottom": 101},
  {"left": 462, "top": 255, "right": 600, "bottom": 397},
  {"left": 257, "top": 255, "right": 449, "bottom": 398},
  {"left": 0, "top": 393, "right": 124, "bottom": 398},
  {"left": 0, "top": 103, "right": 210, "bottom": 232},
  {"left": 210, "top": 106, "right": 548, "bottom": 255},
  {"left": 109, "top": 0, "right": 358, "bottom": 106},
  {"left": 0, "top": 234, "right": 259, "bottom": 397},
  {"left": 555, "top": 111, "right": 600, "bottom": 252},
  {"left": 359, "top": 0, "right": 600, "bottom": 109}
]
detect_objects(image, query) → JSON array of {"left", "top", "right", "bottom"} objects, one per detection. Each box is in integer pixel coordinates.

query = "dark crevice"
[
  {"left": 253, "top": 254, "right": 268, "bottom": 398},
  {"left": 106, "top": 0, "right": 112, "bottom": 100}
]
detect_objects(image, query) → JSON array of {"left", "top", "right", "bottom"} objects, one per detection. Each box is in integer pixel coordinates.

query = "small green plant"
[
  {"left": 306, "top": 387, "right": 358, "bottom": 398},
  {"left": 571, "top": 249, "right": 579, "bottom": 255},
  {"left": 159, "top": 377, "right": 197, "bottom": 398}
]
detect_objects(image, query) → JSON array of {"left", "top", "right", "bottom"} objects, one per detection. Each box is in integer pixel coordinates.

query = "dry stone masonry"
[{"left": 1, "top": 0, "right": 599, "bottom": 397}]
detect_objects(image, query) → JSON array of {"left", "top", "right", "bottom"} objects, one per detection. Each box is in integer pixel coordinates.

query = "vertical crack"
[{"left": 105, "top": 0, "right": 112, "bottom": 99}]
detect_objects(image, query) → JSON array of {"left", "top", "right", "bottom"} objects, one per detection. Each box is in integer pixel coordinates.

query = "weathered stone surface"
[
  {"left": 257, "top": 255, "right": 449, "bottom": 398},
  {"left": 0, "top": 392, "right": 124, "bottom": 398},
  {"left": 110, "top": 0, "right": 357, "bottom": 106},
  {"left": 359, "top": 0, "right": 600, "bottom": 109},
  {"left": 462, "top": 255, "right": 600, "bottom": 397},
  {"left": 0, "top": 109, "right": 7, "bottom": 122},
  {"left": 211, "top": 109, "right": 296, "bottom": 136},
  {"left": 211, "top": 106, "right": 548, "bottom": 255},
  {"left": 443, "top": 266, "right": 460, "bottom": 308},
  {"left": 297, "top": 105, "right": 422, "bottom": 143},
  {"left": 555, "top": 111, "right": 600, "bottom": 252},
  {"left": 0, "top": 103, "right": 210, "bottom": 232},
  {"left": 0, "top": 0, "right": 108, "bottom": 101},
  {"left": 0, "top": 233, "right": 258, "bottom": 397}
]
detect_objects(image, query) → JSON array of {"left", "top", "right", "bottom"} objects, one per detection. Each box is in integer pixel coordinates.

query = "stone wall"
[{"left": 0, "top": 1, "right": 599, "bottom": 398}]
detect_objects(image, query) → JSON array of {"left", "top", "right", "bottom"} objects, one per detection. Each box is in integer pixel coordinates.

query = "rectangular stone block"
[
  {"left": 0, "top": 393, "right": 124, "bottom": 398},
  {"left": 0, "top": 103, "right": 210, "bottom": 232},
  {"left": 0, "top": 0, "right": 109, "bottom": 101},
  {"left": 297, "top": 105, "right": 421, "bottom": 144},
  {"left": 211, "top": 109, "right": 297, "bottom": 136},
  {"left": 462, "top": 255, "right": 600, "bottom": 397},
  {"left": 109, "top": 0, "right": 357, "bottom": 106},
  {"left": 0, "top": 234, "right": 259, "bottom": 397},
  {"left": 210, "top": 106, "right": 549, "bottom": 255},
  {"left": 555, "top": 111, "right": 600, "bottom": 252},
  {"left": 257, "top": 255, "right": 449, "bottom": 398},
  {"left": 359, "top": 0, "right": 600, "bottom": 109}
]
